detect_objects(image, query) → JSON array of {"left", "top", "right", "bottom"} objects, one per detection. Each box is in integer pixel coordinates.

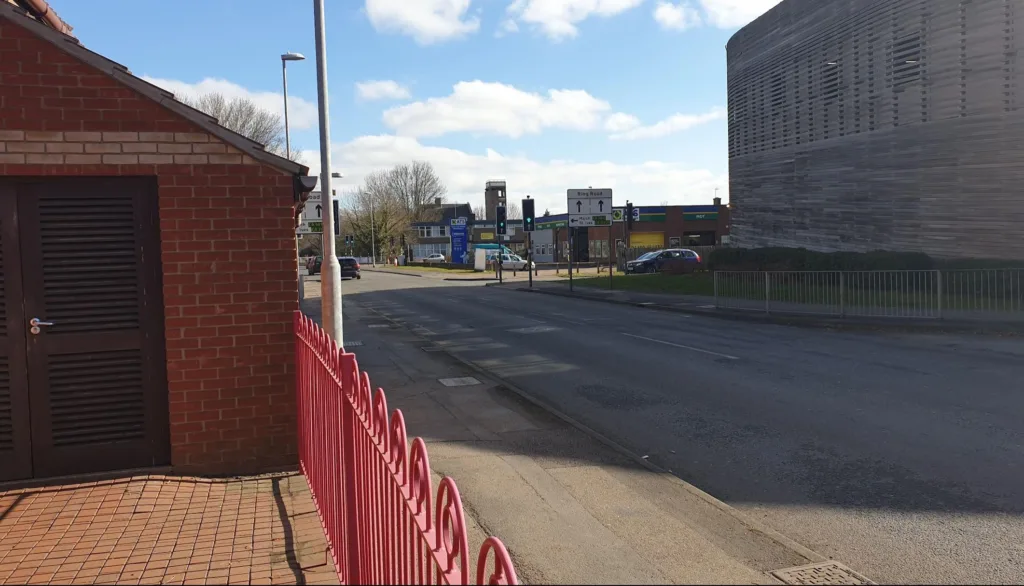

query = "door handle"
[{"left": 30, "top": 318, "right": 54, "bottom": 327}]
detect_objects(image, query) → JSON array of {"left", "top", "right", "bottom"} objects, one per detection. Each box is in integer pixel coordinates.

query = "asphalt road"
[{"left": 335, "top": 271, "right": 1024, "bottom": 584}]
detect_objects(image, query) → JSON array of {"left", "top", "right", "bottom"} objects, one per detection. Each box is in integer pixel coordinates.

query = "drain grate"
[
  {"left": 368, "top": 324, "right": 390, "bottom": 328},
  {"left": 343, "top": 341, "right": 363, "bottom": 347},
  {"left": 772, "top": 561, "right": 874, "bottom": 585},
  {"left": 438, "top": 377, "right": 481, "bottom": 387}
]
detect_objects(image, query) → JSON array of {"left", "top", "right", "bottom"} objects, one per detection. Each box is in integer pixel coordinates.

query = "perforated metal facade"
[{"left": 727, "top": 0, "right": 1023, "bottom": 259}]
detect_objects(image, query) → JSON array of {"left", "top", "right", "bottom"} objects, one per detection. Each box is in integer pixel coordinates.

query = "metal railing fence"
[
  {"left": 714, "top": 269, "right": 1024, "bottom": 321},
  {"left": 295, "top": 312, "right": 518, "bottom": 585}
]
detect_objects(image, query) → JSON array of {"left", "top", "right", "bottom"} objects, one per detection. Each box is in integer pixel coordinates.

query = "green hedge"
[{"left": 710, "top": 247, "right": 1024, "bottom": 272}]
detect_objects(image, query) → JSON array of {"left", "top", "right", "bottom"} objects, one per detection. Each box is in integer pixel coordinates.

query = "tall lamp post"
[
  {"left": 282, "top": 52, "right": 305, "bottom": 303},
  {"left": 280, "top": 52, "right": 305, "bottom": 160},
  {"left": 313, "top": 0, "right": 342, "bottom": 343}
]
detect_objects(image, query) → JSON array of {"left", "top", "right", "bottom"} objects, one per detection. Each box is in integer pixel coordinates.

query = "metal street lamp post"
[
  {"left": 312, "top": 0, "right": 342, "bottom": 343},
  {"left": 280, "top": 52, "right": 305, "bottom": 160}
]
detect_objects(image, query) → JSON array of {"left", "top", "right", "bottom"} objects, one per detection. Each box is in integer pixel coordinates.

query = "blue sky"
[{"left": 55, "top": 0, "right": 781, "bottom": 215}]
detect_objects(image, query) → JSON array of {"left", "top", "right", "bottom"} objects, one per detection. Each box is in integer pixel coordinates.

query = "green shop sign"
[
  {"left": 639, "top": 213, "right": 666, "bottom": 222},
  {"left": 537, "top": 220, "right": 567, "bottom": 229}
]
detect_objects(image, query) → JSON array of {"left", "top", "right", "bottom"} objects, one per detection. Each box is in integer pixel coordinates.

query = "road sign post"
[{"left": 567, "top": 188, "right": 613, "bottom": 228}]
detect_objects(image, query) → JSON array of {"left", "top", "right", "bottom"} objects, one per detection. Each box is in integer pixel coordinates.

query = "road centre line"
[{"left": 621, "top": 332, "right": 740, "bottom": 360}]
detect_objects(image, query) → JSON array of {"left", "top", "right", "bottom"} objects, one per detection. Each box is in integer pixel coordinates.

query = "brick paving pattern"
[{"left": 0, "top": 473, "right": 339, "bottom": 585}]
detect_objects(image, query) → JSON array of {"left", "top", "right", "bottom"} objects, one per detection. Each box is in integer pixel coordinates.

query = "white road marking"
[
  {"left": 621, "top": 332, "right": 739, "bottom": 360},
  {"left": 508, "top": 325, "right": 561, "bottom": 334}
]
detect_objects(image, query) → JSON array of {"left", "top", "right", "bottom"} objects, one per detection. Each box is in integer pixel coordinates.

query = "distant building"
[
  {"left": 531, "top": 200, "right": 730, "bottom": 263},
  {"left": 409, "top": 201, "right": 474, "bottom": 260},
  {"left": 727, "top": 0, "right": 1023, "bottom": 259}
]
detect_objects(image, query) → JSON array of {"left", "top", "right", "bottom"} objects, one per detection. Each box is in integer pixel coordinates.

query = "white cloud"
[
  {"left": 381, "top": 81, "right": 611, "bottom": 138},
  {"left": 604, "top": 112, "right": 641, "bottom": 133},
  {"left": 365, "top": 0, "right": 479, "bottom": 44},
  {"left": 355, "top": 80, "right": 412, "bottom": 101},
  {"left": 142, "top": 76, "right": 319, "bottom": 130},
  {"left": 699, "top": 0, "right": 782, "bottom": 28},
  {"left": 609, "top": 107, "right": 726, "bottom": 140},
  {"left": 653, "top": 1, "right": 701, "bottom": 30},
  {"left": 505, "top": 0, "right": 645, "bottom": 41},
  {"left": 300, "top": 135, "right": 727, "bottom": 215}
]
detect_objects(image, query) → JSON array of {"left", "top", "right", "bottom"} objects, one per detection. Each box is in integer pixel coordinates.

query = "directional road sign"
[{"left": 567, "top": 188, "right": 613, "bottom": 227}]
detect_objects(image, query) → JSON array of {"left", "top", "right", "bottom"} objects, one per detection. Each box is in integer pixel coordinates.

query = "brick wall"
[{"left": 0, "top": 18, "right": 300, "bottom": 473}]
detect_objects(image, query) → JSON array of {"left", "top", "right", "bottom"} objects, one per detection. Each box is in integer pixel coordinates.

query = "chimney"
[{"left": 713, "top": 197, "right": 722, "bottom": 207}]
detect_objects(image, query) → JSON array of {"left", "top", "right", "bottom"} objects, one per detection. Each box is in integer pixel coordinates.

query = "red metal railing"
[{"left": 294, "top": 311, "right": 518, "bottom": 585}]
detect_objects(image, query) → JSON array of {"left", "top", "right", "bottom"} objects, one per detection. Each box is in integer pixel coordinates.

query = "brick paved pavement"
[{"left": 0, "top": 472, "right": 338, "bottom": 585}]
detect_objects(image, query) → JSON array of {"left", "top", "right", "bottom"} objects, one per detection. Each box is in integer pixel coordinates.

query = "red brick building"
[{"left": 0, "top": 1, "right": 316, "bottom": 481}]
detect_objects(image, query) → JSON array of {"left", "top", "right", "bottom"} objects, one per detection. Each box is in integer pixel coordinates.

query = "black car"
[
  {"left": 624, "top": 249, "right": 702, "bottom": 274},
  {"left": 307, "top": 256, "right": 362, "bottom": 279}
]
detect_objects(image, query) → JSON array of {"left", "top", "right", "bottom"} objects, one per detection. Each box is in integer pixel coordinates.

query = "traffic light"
[
  {"left": 333, "top": 200, "right": 340, "bottom": 236},
  {"left": 495, "top": 205, "right": 507, "bottom": 235},
  {"left": 625, "top": 202, "right": 634, "bottom": 229},
  {"left": 522, "top": 198, "right": 535, "bottom": 232}
]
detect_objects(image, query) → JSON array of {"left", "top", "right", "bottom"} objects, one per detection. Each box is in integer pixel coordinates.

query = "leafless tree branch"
[{"left": 178, "top": 91, "right": 303, "bottom": 163}]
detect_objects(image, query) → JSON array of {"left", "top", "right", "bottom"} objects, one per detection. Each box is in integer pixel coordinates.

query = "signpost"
[
  {"left": 567, "top": 188, "right": 614, "bottom": 292},
  {"left": 450, "top": 217, "right": 469, "bottom": 265},
  {"left": 567, "top": 188, "right": 613, "bottom": 228},
  {"left": 297, "top": 192, "right": 324, "bottom": 235}
]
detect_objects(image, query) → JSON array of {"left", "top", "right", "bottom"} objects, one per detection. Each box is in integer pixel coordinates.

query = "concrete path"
[
  {"left": 303, "top": 280, "right": 813, "bottom": 585},
  {"left": 314, "top": 271, "right": 1024, "bottom": 584}
]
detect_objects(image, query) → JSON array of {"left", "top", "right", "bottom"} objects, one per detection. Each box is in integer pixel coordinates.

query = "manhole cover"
[
  {"left": 772, "top": 561, "right": 874, "bottom": 585},
  {"left": 509, "top": 325, "right": 560, "bottom": 334},
  {"left": 438, "top": 377, "right": 481, "bottom": 387}
]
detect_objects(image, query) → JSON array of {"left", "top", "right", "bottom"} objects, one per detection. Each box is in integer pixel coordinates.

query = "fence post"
[
  {"left": 839, "top": 271, "right": 846, "bottom": 318},
  {"left": 936, "top": 269, "right": 943, "bottom": 319},
  {"left": 339, "top": 353, "right": 362, "bottom": 584},
  {"left": 764, "top": 271, "right": 770, "bottom": 314},
  {"left": 714, "top": 271, "right": 719, "bottom": 308}
]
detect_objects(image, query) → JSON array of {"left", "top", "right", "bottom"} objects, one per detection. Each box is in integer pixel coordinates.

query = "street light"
[
  {"left": 280, "top": 52, "right": 305, "bottom": 160},
  {"left": 312, "top": 0, "right": 342, "bottom": 343}
]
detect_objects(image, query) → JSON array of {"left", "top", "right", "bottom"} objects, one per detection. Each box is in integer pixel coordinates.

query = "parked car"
[
  {"left": 624, "top": 249, "right": 702, "bottom": 274},
  {"left": 307, "top": 256, "right": 362, "bottom": 279},
  {"left": 487, "top": 253, "right": 535, "bottom": 271},
  {"left": 423, "top": 253, "right": 447, "bottom": 264},
  {"left": 305, "top": 256, "right": 320, "bottom": 275}
]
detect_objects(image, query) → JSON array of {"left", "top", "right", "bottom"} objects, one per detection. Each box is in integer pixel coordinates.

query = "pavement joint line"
[
  {"left": 621, "top": 332, "right": 740, "bottom": 361},
  {"left": 364, "top": 299, "right": 829, "bottom": 568}
]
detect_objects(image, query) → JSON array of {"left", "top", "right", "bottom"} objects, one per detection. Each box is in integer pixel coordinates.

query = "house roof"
[
  {"left": 0, "top": 1, "right": 310, "bottom": 177},
  {"left": 5, "top": 0, "right": 72, "bottom": 36}
]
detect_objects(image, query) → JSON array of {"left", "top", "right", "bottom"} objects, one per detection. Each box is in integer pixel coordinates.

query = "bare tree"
[
  {"left": 472, "top": 205, "right": 486, "bottom": 221},
  {"left": 543, "top": 209, "right": 551, "bottom": 217},
  {"left": 506, "top": 202, "right": 522, "bottom": 220},
  {"left": 178, "top": 92, "right": 302, "bottom": 162},
  {"left": 341, "top": 162, "right": 450, "bottom": 258}
]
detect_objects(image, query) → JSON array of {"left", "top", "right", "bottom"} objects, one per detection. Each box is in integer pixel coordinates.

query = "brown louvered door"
[
  {"left": 16, "top": 177, "right": 170, "bottom": 478},
  {"left": 0, "top": 189, "right": 33, "bottom": 482}
]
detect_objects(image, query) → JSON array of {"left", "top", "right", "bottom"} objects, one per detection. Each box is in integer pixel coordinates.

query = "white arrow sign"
[{"left": 567, "top": 188, "right": 613, "bottom": 227}]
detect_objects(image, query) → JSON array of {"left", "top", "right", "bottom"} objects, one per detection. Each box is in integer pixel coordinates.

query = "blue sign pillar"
[{"left": 450, "top": 218, "right": 469, "bottom": 264}]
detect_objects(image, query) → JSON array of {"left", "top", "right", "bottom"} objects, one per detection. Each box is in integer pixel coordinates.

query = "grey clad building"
[{"left": 726, "top": 0, "right": 1022, "bottom": 259}]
